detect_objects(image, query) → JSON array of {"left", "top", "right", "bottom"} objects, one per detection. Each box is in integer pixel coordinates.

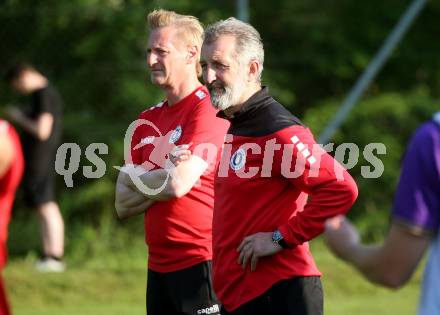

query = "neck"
[
  {"left": 224, "top": 84, "right": 262, "bottom": 118},
  {"left": 164, "top": 72, "right": 202, "bottom": 106}
]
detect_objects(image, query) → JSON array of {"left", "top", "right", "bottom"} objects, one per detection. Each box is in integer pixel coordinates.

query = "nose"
[
  {"left": 203, "top": 66, "right": 217, "bottom": 84},
  {"left": 146, "top": 51, "right": 157, "bottom": 68}
]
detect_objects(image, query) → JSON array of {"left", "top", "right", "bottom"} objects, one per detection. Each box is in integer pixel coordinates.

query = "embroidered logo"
[
  {"left": 169, "top": 125, "right": 182, "bottom": 144},
  {"left": 195, "top": 90, "right": 207, "bottom": 100},
  {"left": 230, "top": 148, "right": 246, "bottom": 171}
]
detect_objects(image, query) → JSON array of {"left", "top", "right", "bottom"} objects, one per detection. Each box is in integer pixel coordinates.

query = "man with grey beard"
[{"left": 200, "top": 18, "right": 358, "bottom": 315}]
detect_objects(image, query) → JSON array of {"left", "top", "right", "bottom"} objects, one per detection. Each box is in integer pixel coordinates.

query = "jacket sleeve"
[{"left": 275, "top": 125, "right": 358, "bottom": 247}]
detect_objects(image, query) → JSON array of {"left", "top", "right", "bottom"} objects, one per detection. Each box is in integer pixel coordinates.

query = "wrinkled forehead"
[{"left": 201, "top": 35, "right": 237, "bottom": 62}]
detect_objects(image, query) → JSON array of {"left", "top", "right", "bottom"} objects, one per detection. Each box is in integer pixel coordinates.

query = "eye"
[{"left": 215, "top": 63, "right": 229, "bottom": 71}]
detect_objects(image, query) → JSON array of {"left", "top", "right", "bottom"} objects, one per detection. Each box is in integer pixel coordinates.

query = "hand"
[
  {"left": 169, "top": 144, "right": 192, "bottom": 166},
  {"left": 324, "top": 215, "right": 360, "bottom": 260},
  {"left": 115, "top": 180, "right": 146, "bottom": 208},
  {"left": 115, "top": 169, "right": 148, "bottom": 208},
  {"left": 115, "top": 177, "right": 150, "bottom": 219},
  {"left": 118, "top": 164, "right": 150, "bottom": 190},
  {"left": 237, "top": 232, "right": 283, "bottom": 272}
]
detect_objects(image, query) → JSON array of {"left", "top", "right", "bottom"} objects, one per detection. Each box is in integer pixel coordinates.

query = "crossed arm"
[{"left": 115, "top": 148, "right": 208, "bottom": 219}]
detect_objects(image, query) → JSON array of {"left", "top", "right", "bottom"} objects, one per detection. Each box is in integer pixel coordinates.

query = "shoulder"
[
  {"left": 40, "top": 85, "right": 59, "bottom": 97},
  {"left": 413, "top": 121, "right": 439, "bottom": 140},
  {"left": 194, "top": 88, "right": 209, "bottom": 102},
  {"left": 36, "top": 85, "right": 62, "bottom": 109},
  {"left": 188, "top": 86, "right": 214, "bottom": 113},
  {"left": 253, "top": 98, "right": 304, "bottom": 136},
  {"left": 274, "top": 124, "right": 316, "bottom": 145},
  {"left": 231, "top": 98, "right": 304, "bottom": 137},
  {"left": 407, "top": 121, "right": 440, "bottom": 156},
  {"left": 184, "top": 89, "right": 221, "bottom": 124},
  {"left": 399, "top": 121, "right": 440, "bottom": 192},
  {"left": 192, "top": 97, "right": 217, "bottom": 117},
  {"left": 258, "top": 98, "right": 306, "bottom": 138},
  {"left": 262, "top": 99, "right": 303, "bottom": 130},
  {"left": 139, "top": 101, "right": 166, "bottom": 119}
]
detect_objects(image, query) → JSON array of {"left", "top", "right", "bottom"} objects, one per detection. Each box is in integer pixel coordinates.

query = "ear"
[
  {"left": 186, "top": 45, "right": 199, "bottom": 64},
  {"left": 248, "top": 60, "right": 260, "bottom": 82}
]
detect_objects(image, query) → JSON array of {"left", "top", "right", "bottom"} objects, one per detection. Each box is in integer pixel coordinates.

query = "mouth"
[
  {"left": 208, "top": 84, "right": 225, "bottom": 94},
  {"left": 150, "top": 69, "right": 164, "bottom": 75}
]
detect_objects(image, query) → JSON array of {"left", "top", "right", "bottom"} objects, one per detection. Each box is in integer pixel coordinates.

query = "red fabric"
[
  {"left": 0, "top": 121, "right": 24, "bottom": 315},
  {"left": 130, "top": 86, "right": 229, "bottom": 272},
  {"left": 0, "top": 275, "right": 11, "bottom": 315},
  {"left": 0, "top": 121, "right": 24, "bottom": 270},
  {"left": 213, "top": 125, "right": 358, "bottom": 311}
]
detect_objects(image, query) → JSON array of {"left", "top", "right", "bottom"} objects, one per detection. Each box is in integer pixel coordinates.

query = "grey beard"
[
  {"left": 210, "top": 88, "right": 233, "bottom": 111},
  {"left": 209, "top": 82, "right": 245, "bottom": 111}
]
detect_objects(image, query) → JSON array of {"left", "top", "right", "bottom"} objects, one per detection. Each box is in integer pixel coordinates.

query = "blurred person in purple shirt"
[{"left": 325, "top": 112, "right": 440, "bottom": 315}]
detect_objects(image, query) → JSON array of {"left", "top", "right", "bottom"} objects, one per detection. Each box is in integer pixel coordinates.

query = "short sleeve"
[
  {"left": 392, "top": 122, "right": 440, "bottom": 235},
  {"left": 38, "top": 88, "right": 56, "bottom": 115}
]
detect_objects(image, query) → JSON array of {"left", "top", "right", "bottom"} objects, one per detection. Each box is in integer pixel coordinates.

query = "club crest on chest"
[
  {"left": 169, "top": 125, "right": 183, "bottom": 144},
  {"left": 230, "top": 148, "right": 246, "bottom": 171}
]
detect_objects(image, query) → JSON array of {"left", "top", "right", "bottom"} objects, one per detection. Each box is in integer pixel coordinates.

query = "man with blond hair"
[{"left": 115, "top": 9, "right": 227, "bottom": 315}]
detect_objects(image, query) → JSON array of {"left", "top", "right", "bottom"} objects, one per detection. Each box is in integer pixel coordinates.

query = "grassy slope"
[{"left": 4, "top": 238, "right": 422, "bottom": 315}]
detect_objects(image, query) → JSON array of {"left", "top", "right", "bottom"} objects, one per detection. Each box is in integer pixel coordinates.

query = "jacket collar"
[{"left": 217, "top": 86, "right": 270, "bottom": 124}]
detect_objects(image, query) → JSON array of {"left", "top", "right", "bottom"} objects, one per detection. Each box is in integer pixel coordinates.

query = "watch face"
[{"left": 272, "top": 230, "right": 283, "bottom": 243}]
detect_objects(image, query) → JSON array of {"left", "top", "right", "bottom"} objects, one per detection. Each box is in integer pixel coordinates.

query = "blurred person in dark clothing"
[{"left": 5, "top": 63, "right": 65, "bottom": 272}]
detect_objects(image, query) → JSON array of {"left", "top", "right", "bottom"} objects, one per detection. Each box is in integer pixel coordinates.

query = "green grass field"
[{"left": 4, "top": 237, "right": 422, "bottom": 315}]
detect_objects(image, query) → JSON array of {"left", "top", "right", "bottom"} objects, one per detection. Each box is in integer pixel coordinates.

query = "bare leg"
[{"left": 37, "top": 201, "right": 64, "bottom": 258}]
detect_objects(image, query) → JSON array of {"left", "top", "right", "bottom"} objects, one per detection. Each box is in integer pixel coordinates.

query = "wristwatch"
[{"left": 272, "top": 229, "right": 288, "bottom": 249}]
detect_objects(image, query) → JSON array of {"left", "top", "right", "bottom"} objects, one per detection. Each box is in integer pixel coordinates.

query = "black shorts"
[
  {"left": 147, "top": 260, "right": 220, "bottom": 315},
  {"left": 23, "top": 156, "right": 56, "bottom": 208},
  {"left": 221, "top": 276, "right": 323, "bottom": 315}
]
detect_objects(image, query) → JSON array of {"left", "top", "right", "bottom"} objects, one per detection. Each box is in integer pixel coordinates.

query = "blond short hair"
[{"left": 147, "top": 9, "right": 204, "bottom": 75}]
